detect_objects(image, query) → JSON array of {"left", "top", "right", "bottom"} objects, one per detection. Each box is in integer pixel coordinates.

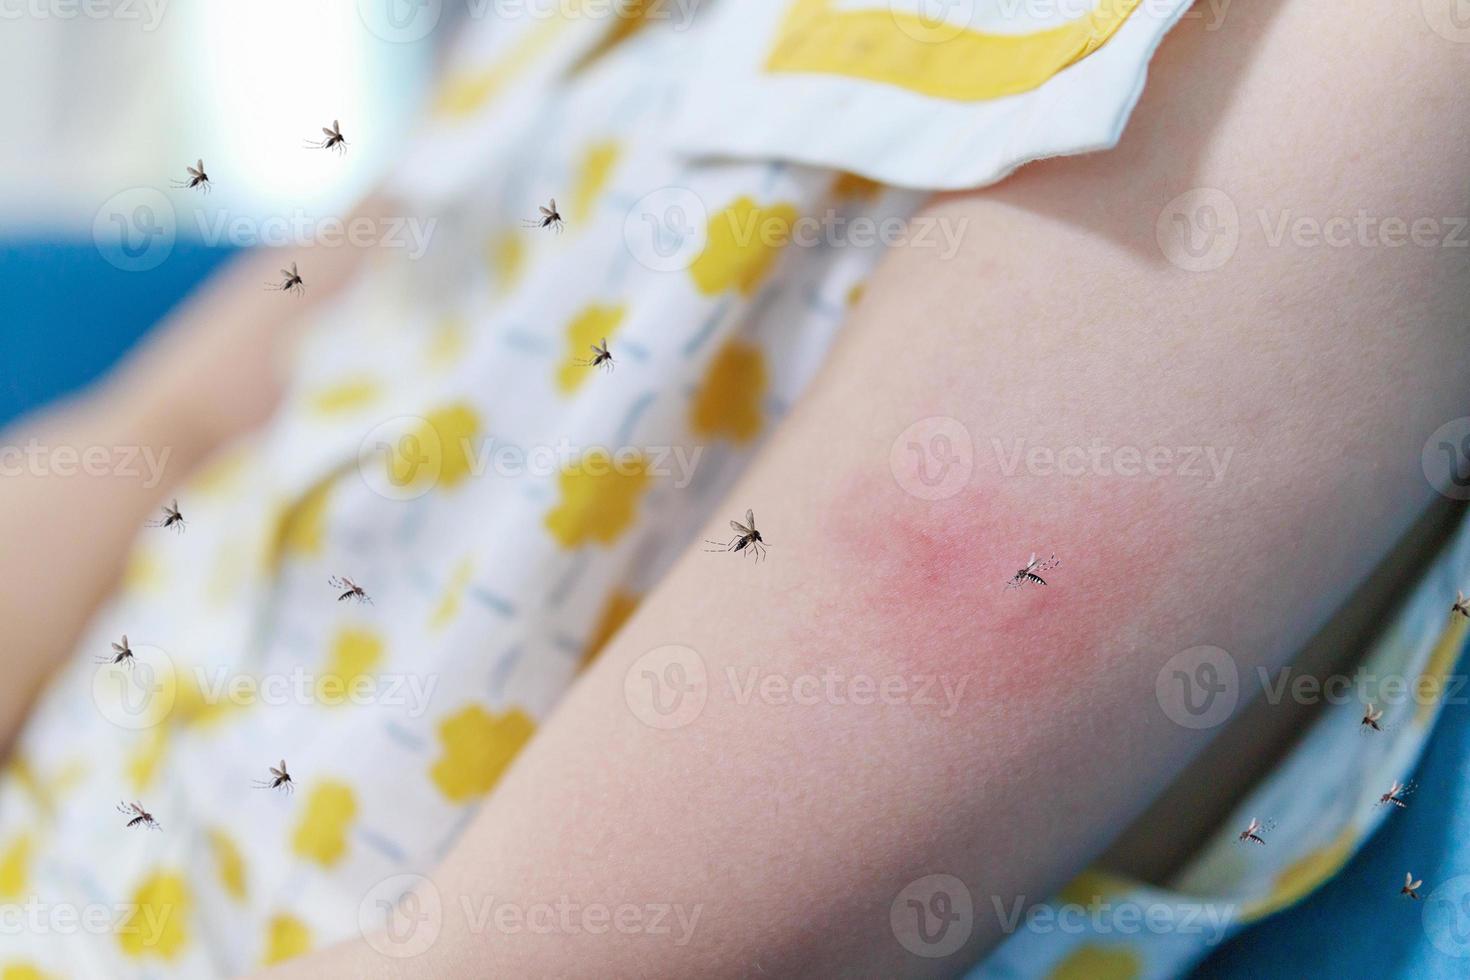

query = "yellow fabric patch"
[
  {"left": 121, "top": 549, "right": 165, "bottom": 595},
  {"left": 291, "top": 781, "right": 358, "bottom": 868},
  {"left": 268, "top": 479, "right": 334, "bottom": 568},
  {"left": 488, "top": 233, "right": 526, "bottom": 294},
  {"left": 1415, "top": 616, "right": 1469, "bottom": 726},
  {"left": 690, "top": 340, "right": 767, "bottom": 442},
  {"left": 832, "top": 172, "right": 883, "bottom": 200},
  {"left": 557, "top": 304, "right": 627, "bottom": 396},
  {"left": 427, "top": 315, "right": 469, "bottom": 370},
  {"left": 430, "top": 558, "right": 475, "bottom": 631},
  {"left": 118, "top": 871, "right": 190, "bottom": 960},
  {"left": 262, "top": 913, "right": 312, "bottom": 965},
  {"left": 126, "top": 728, "right": 170, "bottom": 794},
  {"left": 582, "top": 589, "right": 642, "bottom": 668},
  {"left": 571, "top": 140, "right": 621, "bottom": 222},
  {"left": 1242, "top": 825, "right": 1359, "bottom": 921},
  {"left": 208, "top": 828, "right": 248, "bottom": 900},
  {"left": 765, "top": 0, "right": 1142, "bottom": 102},
  {"left": 0, "top": 835, "right": 31, "bottom": 898},
  {"left": 434, "top": 18, "right": 573, "bottom": 117},
  {"left": 430, "top": 704, "right": 537, "bottom": 802},
  {"left": 1046, "top": 944, "right": 1142, "bottom": 980},
  {"left": 385, "top": 403, "right": 482, "bottom": 493},
  {"left": 2, "top": 965, "right": 56, "bottom": 980},
  {"left": 690, "top": 196, "right": 799, "bottom": 296},
  {"left": 308, "top": 378, "right": 383, "bottom": 415},
  {"left": 545, "top": 450, "right": 652, "bottom": 548},
  {"left": 318, "top": 628, "right": 384, "bottom": 705}
]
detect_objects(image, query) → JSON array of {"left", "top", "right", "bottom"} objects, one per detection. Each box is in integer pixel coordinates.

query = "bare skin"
[{"left": 0, "top": 1, "right": 1465, "bottom": 977}]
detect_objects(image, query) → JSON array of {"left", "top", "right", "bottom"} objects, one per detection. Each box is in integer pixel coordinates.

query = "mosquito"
[
  {"left": 576, "top": 337, "right": 614, "bottom": 373},
  {"left": 252, "top": 759, "right": 294, "bottom": 795},
  {"left": 1360, "top": 703, "right": 1384, "bottom": 733},
  {"left": 329, "top": 575, "right": 371, "bottom": 605},
  {"left": 1379, "top": 780, "right": 1414, "bottom": 809},
  {"left": 96, "top": 634, "right": 134, "bottom": 669},
  {"left": 1006, "top": 553, "right": 1059, "bottom": 590},
  {"left": 1237, "top": 817, "right": 1270, "bottom": 845},
  {"left": 171, "top": 159, "right": 210, "bottom": 194},
  {"left": 1402, "top": 872, "right": 1423, "bottom": 900},
  {"left": 524, "top": 198, "right": 563, "bottom": 233},
  {"left": 304, "top": 119, "right": 347, "bottom": 154},
  {"left": 266, "top": 262, "right": 305, "bottom": 296},
  {"left": 148, "top": 499, "right": 186, "bottom": 532},
  {"left": 706, "top": 509, "right": 767, "bottom": 561},
  {"left": 117, "top": 800, "right": 160, "bottom": 831},
  {"left": 1454, "top": 591, "right": 1470, "bottom": 620}
]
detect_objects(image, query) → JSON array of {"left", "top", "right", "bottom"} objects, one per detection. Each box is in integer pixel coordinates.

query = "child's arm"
[
  {"left": 0, "top": 237, "right": 367, "bottom": 751},
  {"left": 256, "top": 2, "right": 1470, "bottom": 975}
]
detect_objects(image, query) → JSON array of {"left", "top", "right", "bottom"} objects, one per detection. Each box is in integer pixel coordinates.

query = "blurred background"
[{"left": 0, "top": 0, "right": 448, "bottom": 424}]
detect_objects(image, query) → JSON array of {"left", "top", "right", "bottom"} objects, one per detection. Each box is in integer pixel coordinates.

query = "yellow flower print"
[
  {"left": 570, "top": 140, "right": 621, "bottom": 222},
  {"left": 1416, "top": 615, "right": 1469, "bottom": 726},
  {"left": 317, "top": 628, "right": 384, "bottom": 705},
  {"left": 291, "top": 781, "right": 358, "bottom": 868},
  {"left": 307, "top": 377, "right": 383, "bottom": 416},
  {"left": 118, "top": 871, "right": 190, "bottom": 960},
  {"left": 1047, "top": 944, "right": 1142, "bottom": 980},
  {"left": 268, "top": 479, "right": 334, "bottom": 569},
  {"left": 582, "top": 589, "right": 641, "bottom": 669},
  {"left": 487, "top": 233, "right": 525, "bottom": 294},
  {"left": 427, "top": 315, "right": 468, "bottom": 370},
  {"left": 689, "top": 196, "right": 799, "bottom": 297},
  {"left": 2, "top": 964, "right": 56, "bottom": 980},
  {"left": 544, "top": 450, "right": 652, "bottom": 548},
  {"left": 126, "top": 728, "right": 170, "bottom": 794},
  {"left": 429, "top": 704, "right": 536, "bottom": 803},
  {"left": 429, "top": 558, "right": 474, "bottom": 631},
  {"left": 121, "top": 548, "right": 165, "bottom": 595},
  {"left": 383, "top": 403, "right": 482, "bottom": 493},
  {"left": 1241, "top": 825, "right": 1359, "bottom": 921},
  {"left": 556, "top": 304, "right": 627, "bottom": 396},
  {"left": 262, "top": 913, "right": 312, "bottom": 965},
  {"left": 208, "top": 828, "right": 248, "bottom": 900},
  {"left": 0, "top": 834, "right": 31, "bottom": 898},
  {"left": 832, "top": 172, "right": 883, "bottom": 200},
  {"left": 690, "top": 340, "right": 768, "bottom": 443}
]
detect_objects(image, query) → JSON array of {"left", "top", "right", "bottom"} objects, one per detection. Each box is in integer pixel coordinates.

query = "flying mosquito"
[
  {"left": 1006, "top": 553, "right": 1059, "bottom": 590},
  {"left": 1360, "top": 703, "right": 1384, "bottom": 732},
  {"left": 304, "top": 119, "right": 347, "bottom": 154},
  {"left": 96, "top": 634, "right": 134, "bottom": 669},
  {"left": 524, "top": 198, "right": 563, "bottom": 233},
  {"left": 706, "top": 509, "right": 767, "bottom": 561},
  {"left": 1455, "top": 591, "right": 1470, "bottom": 620},
  {"left": 329, "top": 575, "right": 371, "bottom": 605},
  {"left": 117, "top": 800, "right": 160, "bottom": 831},
  {"left": 266, "top": 262, "right": 305, "bottom": 296},
  {"left": 171, "top": 159, "right": 210, "bottom": 194},
  {"left": 1379, "top": 780, "right": 1414, "bottom": 809},
  {"left": 576, "top": 338, "right": 614, "bottom": 373},
  {"left": 252, "top": 759, "right": 294, "bottom": 795},
  {"left": 1237, "top": 817, "right": 1270, "bottom": 845},
  {"left": 148, "top": 499, "right": 186, "bottom": 532},
  {"left": 1402, "top": 872, "right": 1423, "bottom": 900}
]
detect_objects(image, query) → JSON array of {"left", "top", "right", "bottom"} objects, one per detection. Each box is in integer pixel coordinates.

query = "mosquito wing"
[{"left": 729, "top": 521, "right": 751, "bottom": 536}]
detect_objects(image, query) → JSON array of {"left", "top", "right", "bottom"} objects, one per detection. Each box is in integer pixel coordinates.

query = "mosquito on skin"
[
  {"left": 706, "top": 509, "right": 767, "bottom": 562},
  {"left": 329, "top": 576, "right": 371, "bottom": 605},
  {"left": 252, "top": 760, "right": 294, "bottom": 795},
  {"left": 147, "top": 499, "right": 186, "bottom": 532},
  {"left": 1006, "top": 553, "right": 1059, "bottom": 590},
  {"left": 117, "top": 801, "right": 160, "bottom": 830},
  {"left": 576, "top": 337, "right": 614, "bottom": 373},
  {"left": 1402, "top": 873, "right": 1423, "bottom": 900},
  {"left": 1454, "top": 590, "right": 1470, "bottom": 620},
  {"left": 1378, "top": 780, "right": 1414, "bottom": 809},
  {"left": 304, "top": 119, "right": 347, "bottom": 154},
  {"left": 1237, "top": 817, "right": 1271, "bottom": 845},
  {"left": 96, "top": 634, "right": 134, "bottom": 669},
  {"left": 171, "top": 159, "right": 210, "bottom": 194},
  {"left": 524, "top": 198, "right": 563, "bottom": 233},
  {"left": 266, "top": 262, "right": 305, "bottom": 296}
]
